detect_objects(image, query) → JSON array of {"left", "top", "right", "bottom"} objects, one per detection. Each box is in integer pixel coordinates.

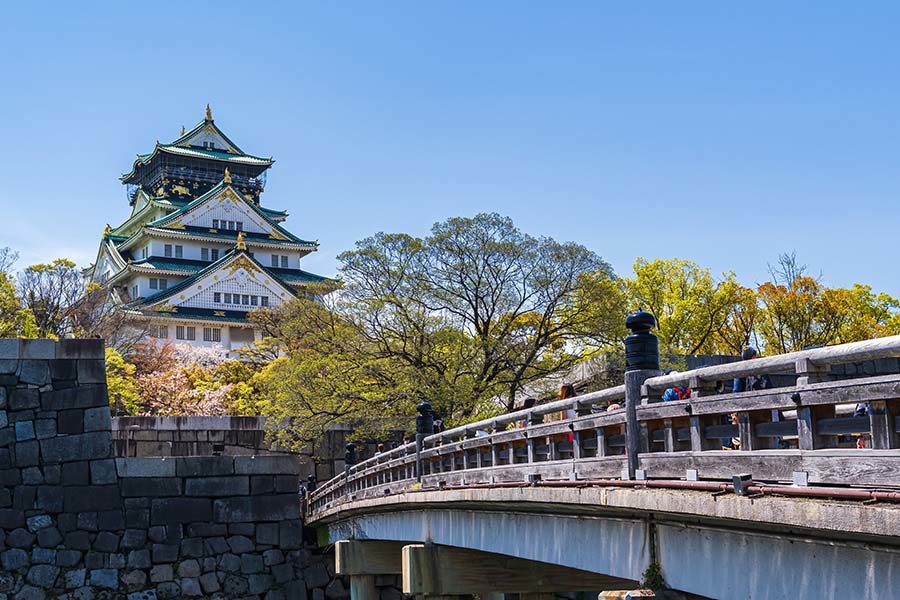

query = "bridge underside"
[{"left": 313, "top": 486, "right": 900, "bottom": 599}]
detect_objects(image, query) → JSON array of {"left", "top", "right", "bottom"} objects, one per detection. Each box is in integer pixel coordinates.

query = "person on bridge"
[
  {"left": 732, "top": 346, "right": 772, "bottom": 392},
  {"left": 728, "top": 347, "right": 776, "bottom": 449}
]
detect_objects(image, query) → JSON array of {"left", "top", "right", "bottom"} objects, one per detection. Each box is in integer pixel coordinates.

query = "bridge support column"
[
  {"left": 336, "top": 540, "right": 406, "bottom": 600},
  {"left": 402, "top": 543, "right": 633, "bottom": 594},
  {"left": 349, "top": 575, "right": 377, "bottom": 600}
]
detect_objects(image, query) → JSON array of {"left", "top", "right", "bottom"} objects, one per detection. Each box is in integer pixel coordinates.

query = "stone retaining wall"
[{"left": 0, "top": 339, "right": 356, "bottom": 600}]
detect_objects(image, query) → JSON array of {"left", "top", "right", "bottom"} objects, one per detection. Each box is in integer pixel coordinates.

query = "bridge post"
[
  {"left": 416, "top": 401, "right": 434, "bottom": 482},
  {"left": 624, "top": 311, "right": 662, "bottom": 479}
]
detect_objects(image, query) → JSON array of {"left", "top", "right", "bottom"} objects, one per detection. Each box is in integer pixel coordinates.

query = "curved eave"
[
  {"left": 121, "top": 144, "right": 273, "bottom": 183},
  {"left": 123, "top": 308, "right": 252, "bottom": 327},
  {"left": 142, "top": 228, "right": 318, "bottom": 251}
]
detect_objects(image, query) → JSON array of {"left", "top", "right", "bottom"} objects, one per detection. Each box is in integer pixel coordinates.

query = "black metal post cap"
[{"left": 626, "top": 310, "right": 657, "bottom": 334}]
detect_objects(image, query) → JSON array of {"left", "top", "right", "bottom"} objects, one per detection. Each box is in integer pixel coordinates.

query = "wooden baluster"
[
  {"left": 796, "top": 358, "right": 833, "bottom": 450},
  {"left": 870, "top": 400, "right": 897, "bottom": 449},
  {"left": 596, "top": 427, "right": 607, "bottom": 457},
  {"left": 690, "top": 415, "right": 708, "bottom": 452},
  {"left": 663, "top": 419, "right": 675, "bottom": 453},
  {"left": 573, "top": 429, "right": 583, "bottom": 459}
]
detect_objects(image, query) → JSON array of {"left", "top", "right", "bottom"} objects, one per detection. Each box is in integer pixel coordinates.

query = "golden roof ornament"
[
  {"left": 235, "top": 231, "right": 247, "bottom": 251},
  {"left": 103, "top": 224, "right": 112, "bottom": 236},
  {"left": 223, "top": 167, "right": 232, "bottom": 184},
  {"left": 180, "top": 125, "right": 186, "bottom": 136},
  {"left": 206, "top": 103, "right": 213, "bottom": 121}
]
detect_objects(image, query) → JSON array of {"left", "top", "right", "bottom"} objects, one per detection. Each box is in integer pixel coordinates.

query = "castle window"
[
  {"left": 164, "top": 244, "right": 172, "bottom": 258},
  {"left": 251, "top": 296, "right": 258, "bottom": 306},
  {"left": 201, "top": 248, "right": 209, "bottom": 262},
  {"left": 203, "top": 327, "right": 221, "bottom": 342},
  {"left": 280, "top": 255, "right": 288, "bottom": 268},
  {"left": 212, "top": 220, "right": 219, "bottom": 229},
  {"left": 174, "top": 245, "right": 183, "bottom": 259},
  {"left": 271, "top": 255, "right": 278, "bottom": 268},
  {"left": 214, "top": 292, "right": 221, "bottom": 303},
  {"left": 176, "top": 325, "right": 184, "bottom": 340},
  {"left": 154, "top": 325, "right": 168, "bottom": 339},
  {"left": 186, "top": 326, "right": 196, "bottom": 341},
  {"left": 242, "top": 295, "right": 250, "bottom": 306},
  {"left": 260, "top": 296, "right": 269, "bottom": 307},
  {"left": 211, "top": 249, "right": 219, "bottom": 261},
  {"left": 224, "top": 293, "right": 232, "bottom": 304}
]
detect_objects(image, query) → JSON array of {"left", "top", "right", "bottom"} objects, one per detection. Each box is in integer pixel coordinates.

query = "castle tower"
[{"left": 86, "top": 106, "right": 328, "bottom": 356}]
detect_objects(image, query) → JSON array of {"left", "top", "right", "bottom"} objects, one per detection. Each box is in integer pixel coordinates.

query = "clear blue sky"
[{"left": 1, "top": 2, "right": 899, "bottom": 293}]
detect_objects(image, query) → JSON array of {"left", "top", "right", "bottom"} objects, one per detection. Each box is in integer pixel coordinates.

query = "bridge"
[{"left": 306, "top": 326, "right": 900, "bottom": 599}]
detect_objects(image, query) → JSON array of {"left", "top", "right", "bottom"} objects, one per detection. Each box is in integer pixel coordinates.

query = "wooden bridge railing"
[{"left": 308, "top": 335, "right": 900, "bottom": 516}]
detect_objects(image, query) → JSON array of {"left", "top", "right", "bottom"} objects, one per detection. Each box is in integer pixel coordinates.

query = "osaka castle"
[{"left": 85, "top": 105, "right": 328, "bottom": 355}]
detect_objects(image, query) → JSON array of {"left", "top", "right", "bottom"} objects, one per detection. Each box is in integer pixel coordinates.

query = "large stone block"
[
  {"left": 279, "top": 520, "right": 303, "bottom": 550},
  {"left": 174, "top": 456, "right": 234, "bottom": 478},
  {"left": 64, "top": 567, "right": 86, "bottom": 589},
  {"left": 49, "top": 359, "right": 77, "bottom": 381},
  {"left": 89, "top": 568, "right": 119, "bottom": 589},
  {"left": 56, "top": 339, "right": 104, "bottom": 359},
  {"left": 20, "top": 339, "right": 56, "bottom": 360},
  {"left": 41, "top": 386, "right": 107, "bottom": 411},
  {"left": 152, "top": 543, "right": 179, "bottom": 563},
  {"left": 63, "top": 485, "right": 121, "bottom": 512},
  {"left": 36, "top": 486, "right": 64, "bottom": 513},
  {"left": 234, "top": 455, "right": 301, "bottom": 475},
  {"left": 97, "top": 509, "right": 125, "bottom": 530},
  {"left": 90, "top": 459, "right": 117, "bottom": 485},
  {"left": 1, "top": 547, "right": 29, "bottom": 572},
  {"left": 93, "top": 531, "right": 120, "bottom": 553},
  {"left": 10, "top": 389, "right": 40, "bottom": 411},
  {"left": 0, "top": 339, "right": 19, "bottom": 359},
  {"left": 41, "top": 432, "right": 111, "bottom": 463},
  {"left": 34, "top": 419, "right": 55, "bottom": 440},
  {"left": 26, "top": 564, "right": 59, "bottom": 588},
  {"left": 15, "top": 421, "right": 36, "bottom": 441},
  {"left": 184, "top": 476, "right": 249, "bottom": 497},
  {"left": 84, "top": 406, "right": 111, "bottom": 432},
  {"left": 116, "top": 457, "right": 176, "bottom": 478},
  {"left": 151, "top": 498, "right": 212, "bottom": 525},
  {"left": 15, "top": 440, "right": 40, "bottom": 467},
  {"left": 57, "top": 409, "right": 84, "bottom": 435},
  {"left": 77, "top": 359, "right": 106, "bottom": 384},
  {"left": 61, "top": 461, "right": 89, "bottom": 485},
  {"left": 18, "top": 360, "right": 51, "bottom": 386},
  {"left": 213, "top": 495, "right": 300, "bottom": 523},
  {"left": 120, "top": 477, "right": 182, "bottom": 497}
]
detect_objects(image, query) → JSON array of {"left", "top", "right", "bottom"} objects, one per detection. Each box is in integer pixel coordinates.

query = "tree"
[
  {"left": 624, "top": 258, "right": 745, "bottom": 356},
  {"left": 251, "top": 296, "right": 418, "bottom": 450},
  {"left": 250, "top": 213, "right": 623, "bottom": 445},
  {"left": 105, "top": 348, "right": 141, "bottom": 416},
  {"left": 339, "top": 213, "right": 619, "bottom": 414},
  {"left": 18, "top": 259, "right": 84, "bottom": 338},
  {"left": 0, "top": 271, "right": 38, "bottom": 338},
  {"left": 756, "top": 276, "right": 900, "bottom": 353}
]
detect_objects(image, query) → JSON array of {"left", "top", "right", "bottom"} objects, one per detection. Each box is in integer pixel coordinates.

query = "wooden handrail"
[{"left": 308, "top": 335, "right": 900, "bottom": 515}]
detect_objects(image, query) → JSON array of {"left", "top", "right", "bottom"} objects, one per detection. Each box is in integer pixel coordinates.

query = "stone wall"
[
  {"left": 110, "top": 416, "right": 282, "bottom": 458},
  {"left": 111, "top": 417, "right": 402, "bottom": 484},
  {"left": 0, "top": 339, "right": 357, "bottom": 600}
]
